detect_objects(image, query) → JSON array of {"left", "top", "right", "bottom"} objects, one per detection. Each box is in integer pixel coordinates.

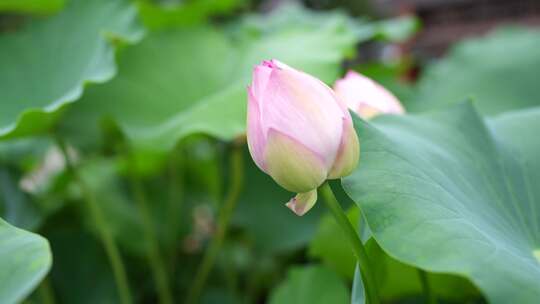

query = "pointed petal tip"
[
  {"left": 259, "top": 59, "right": 290, "bottom": 71},
  {"left": 285, "top": 190, "right": 318, "bottom": 216},
  {"left": 262, "top": 60, "right": 275, "bottom": 68}
]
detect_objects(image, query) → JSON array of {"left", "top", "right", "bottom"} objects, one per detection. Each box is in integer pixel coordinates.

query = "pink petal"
[
  {"left": 285, "top": 190, "right": 318, "bottom": 216},
  {"left": 328, "top": 116, "right": 360, "bottom": 179},
  {"left": 252, "top": 64, "right": 273, "bottom": 97},
  {"left": 334, "top": 70, "right": 404, "bottom": 119},
  {"left": 247, "top": 86, "right": 267, "bottom": 172},
  {"left": 264, "top": 128, "right": 327, "bottom": 193},
  {"left": 259, "top": 65, "right": 344, "bottom": 169}
]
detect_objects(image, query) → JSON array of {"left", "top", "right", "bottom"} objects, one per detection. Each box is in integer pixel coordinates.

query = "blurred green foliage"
[
  {"left": 409, "top": 27, "right": 540, "bottom": 115},
  {"left": 0, "top": 0, "right": 64, "bottom": 14},
  {"left": 137, "top": 0, "right": 247, "bottom": 29},
  {"left": 1, "top": 0, "right": 539, "bottom": 303}
]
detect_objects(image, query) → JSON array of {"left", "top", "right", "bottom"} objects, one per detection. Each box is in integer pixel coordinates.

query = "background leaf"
[
  {"left": 0, "top": 168, "right": 42, "bottom": 230},
  {"left": 0, "top": 218, "right": 52, "bottom": 304},
  {"left": 60, "top": 5, "right": 368, "bottom": 152},
  {"left": 137, "top": 0, "right": 246, "bottom": 30},
  {"left": 0, "top": 0, "right": 144, "bottom": 140},
  {"left": 344, "top": 103, "right": 540, "bottom": 303},
  {"left": 409, "top": 27, "right": 540, "bottom": 115},
  {"left": 0, "top": 0, "right": 64, "bottom": 13},
  {"left": 268, "top": 265, "right": 349, "bottom": 304}
]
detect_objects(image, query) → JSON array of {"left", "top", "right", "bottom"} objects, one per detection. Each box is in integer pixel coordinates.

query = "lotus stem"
[{"left": 320, "top": 182, "right": 380, "bottom": 304}]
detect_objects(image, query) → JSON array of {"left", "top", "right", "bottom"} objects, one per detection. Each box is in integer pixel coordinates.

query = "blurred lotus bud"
[
  {"left": 246, "top": 59, "right": 359, "bottom": 215},
  {"left": 334, "top": 71, "right": 405, "bottom": 119}
]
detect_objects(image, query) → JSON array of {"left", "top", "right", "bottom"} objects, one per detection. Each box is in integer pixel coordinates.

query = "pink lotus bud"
[
  {"left": 247, "top": 60, "right": 359, "bottom": 215},
  {"left": 334, "top": 71, "right": 405, "bottom": 119}
]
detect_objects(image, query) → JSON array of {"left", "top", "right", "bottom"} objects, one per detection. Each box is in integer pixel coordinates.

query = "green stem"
[
  {"left": 37, "top": 277, "right": 55, "bottom": 304},
  {"left": 54, "top": 137, "right": 132, "bottom": 304},
  {"left": 185, "top": 145, "right": 244, "bottom": 304},
  {"left": 418, "top": 269, "right": 437, "bottom": 304},
  {"left": 129, "top": 171, "right": 173, "bottom": 304},
  {"left": 319, "top": 182, "right": 380, "bottom": 304}
]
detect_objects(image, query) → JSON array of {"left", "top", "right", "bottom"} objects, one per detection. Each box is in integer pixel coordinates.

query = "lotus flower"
[
  {"left": 246, "top": 60, "right": 359, "bottom": 216},
  {"left": 334, "top": 70, "right": 404, "bottom": 119}
]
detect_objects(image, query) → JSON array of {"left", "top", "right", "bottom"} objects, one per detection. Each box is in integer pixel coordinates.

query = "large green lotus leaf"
[
  {"left": 268, "top": 265, "right": 349, "bottom": 304},
  {"left": 310, "top": 209, "right": 479, "bottom": 302},
  {"left": 60, "top": 6, "right": 361, "bottom": 152},
  {"left": 0, "top": 218, "right": 52, "bottom": 304},
  {"left": 0, "top": 0, "right": 144, "bottom": 140},
  {"left": 59, "top": 26, "right": 241, "bottom": 152},
  {"left": 352, "top": 244, "right": 480, "bottom": 303},
  {"left": 409, "top": 27, "right": 540, "bottom": 115},
  {"left": 0, "top": 0, "right": 64, "bottom": 13},
  {"left": 343, "top": 103, "right": 540, "bottom": 303}
]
